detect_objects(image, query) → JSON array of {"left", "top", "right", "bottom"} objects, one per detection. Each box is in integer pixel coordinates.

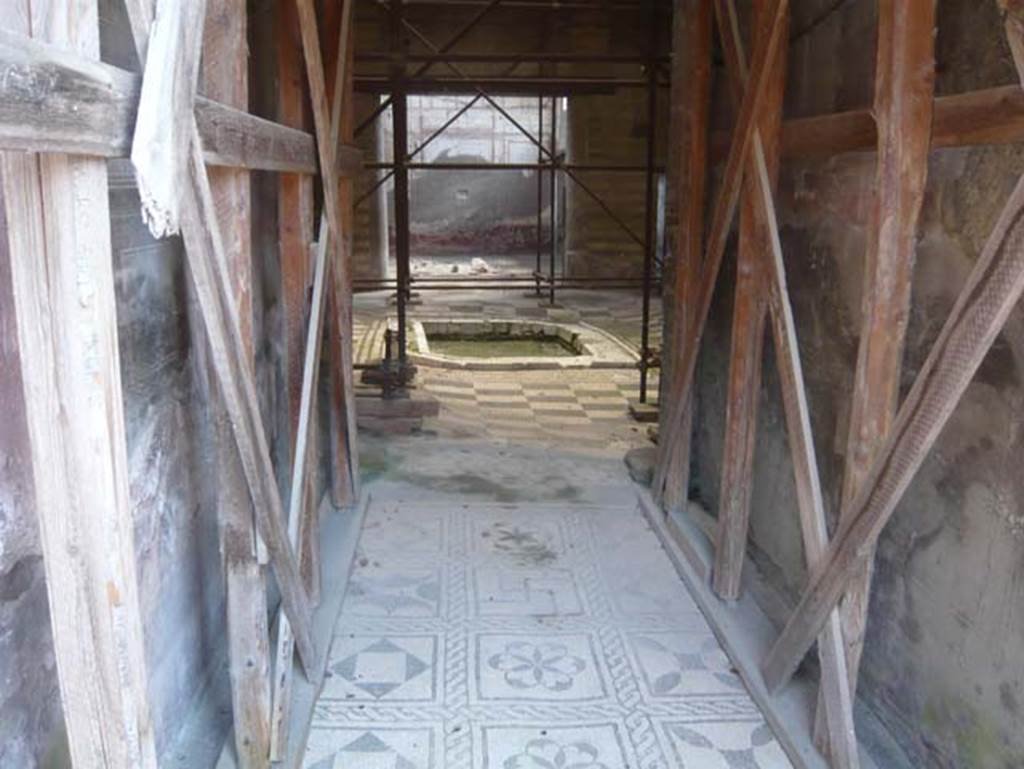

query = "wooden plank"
[
  {"left": 0, "top": 26, "right": 335, "bottom": 174},
  {"left": 293, "top": 0, "right": 361, "bottom": 503},
  {"left": 761, "top": 167, "right": 1024, "bottom": 695},
  {"left": 658, "top": 0, "right": 712, "bottom": 513},
  {"left": 270, "top": 0, "right": 357, "bottom": 757},
  {"left": 277, "top": 0, "right": 317, "bottom": 520},
  {"left": 201, "top": 0, "right": 273, "bottom": 765},
  {"left": 294, "top": 0, "right": 344, "bottom": 247},
  {"left": 0, "top": 2, "right": 157, "bottom": 766},
  {"left": 275, "top": 0, "right": 320, "bottom": 581},
  {"left": 710, "top": 2, "right": 858, "bottom": 764},
  {"left": 708, "top": 85, "right": 1024, "bottom": 160},
  {"left": 217, "top": 493, "right": 368, "bottom": 769},
  {"left": 128, "top": 0, "right": 317, "bottom": 675},
  {"left": 812, "top": 0, "right": 935, "bottom": 753},
  {"left": 753, "top": 139, "right": 859, "bottom": 769},
  {"left": 183, "top": 124, "right": 318, "bottom": 673},
  {"left": 269, "top": 217, "right": 330, "bottom": 762},
  {"left": 327, "top": 0, "right": 360, "bottom": 508},
  {"left": 652, "top": 0, "right": 789, "bottom": 500},
  {"left": 712, "top": 0, "right": 786, "bottom": 602},
  {"left": 197, "top": 98, "right": 322, "bottom": 175}
]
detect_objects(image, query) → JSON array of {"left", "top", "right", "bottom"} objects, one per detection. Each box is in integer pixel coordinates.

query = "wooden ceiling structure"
[{"left": 3, "top": 0, "right": 1024, "bottom": 768}]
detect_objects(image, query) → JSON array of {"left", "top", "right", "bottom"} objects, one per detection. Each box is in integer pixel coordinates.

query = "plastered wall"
[{"left": 680, "top": 1, "right": 1024, "bottom": 766}]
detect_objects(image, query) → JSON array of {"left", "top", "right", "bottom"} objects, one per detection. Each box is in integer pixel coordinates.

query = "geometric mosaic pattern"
[
  {"left": 304, "top": 500, "right": 793, "bottom": 768},
  {"left": 419, "top": 375, "right": 658, "bottom": 452},
  {"left": 353, "top": 287, "right": 664, "bottom": 453}
]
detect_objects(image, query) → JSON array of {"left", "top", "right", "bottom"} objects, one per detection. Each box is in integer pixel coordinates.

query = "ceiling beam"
[{"left": 708, "top": 84, "right": 1024, "bottom": 160}]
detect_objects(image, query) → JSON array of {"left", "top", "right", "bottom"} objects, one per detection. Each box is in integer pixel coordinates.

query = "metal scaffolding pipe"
[
  {"left": 390, "top": 0, "right": 410, "bottom": 365},
  {"left": 639, "top": 5, "right": 659, "bottom": 403},
  {"left": 549, "top": 96, "right": 557, "bottom": 305}
]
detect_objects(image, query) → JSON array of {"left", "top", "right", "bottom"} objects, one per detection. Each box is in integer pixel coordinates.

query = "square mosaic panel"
[
  {"left": 658, "top": 719, "right": 792, "bottom": 769},
  {"left": 472, "top": 633, "right": 607, "bottom": 702},
  {"left": 322, "top": 635, "right": 440, "bottom": 703},
  {"left": 471, "top": 518, "right": 565, "bottom": 567},
  {"left": 476, "top": 722, "right": 634, "bottom": 769},
  {"left": 471, "top": 566, "right": 584, "bottom": 617},
  {"left": 626, "top": 630, "right": 748, "bottom": 701},
  {"left": 344, "top": 566, "right": 443, "bottom": 618},
  {"left": 304, "top": 725, "right": 439, "bottom": 769}
]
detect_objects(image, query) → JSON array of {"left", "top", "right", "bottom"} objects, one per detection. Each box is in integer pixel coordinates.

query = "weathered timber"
[
  {"left": 652, "top": 0, "right": 789, "bottom": 502},
  {"left": 181, "top": 125, "right": 318, "bottom": 674},
  {"left": 712, "top": 0, "right": 786, "bottom": 603},
  {"left": 128, "top": 0, "right": 317, "bottom": 675},
  {"left": 812, "top": 0, "right": 935, "bottom": 754},
  {"left": 202, "top": 0, "right": 274, "bottom": 763},
  {"left": 0, "top": 27, "right": 363, "bottom": 175},
  {"left": 270, "top": 0, "right": 358, "bottom": 757},
  {"left": 761, "top": 170, "right": 1024, "bottom": 695},
  {"left": 269, "top": 216, "right": 331, "bottom": 763},
  {"left": 0, "top": 2, "right": 157, "bottom": 766},
  {"left": 710, "top": 1, "right": 859, "bottom": 765},
  {"left": 705, "top": 85, "right": 1024, "bottom": 160},
  {"left": 762, "top": 0, "right": 1024, "bottom": 699},
  {"left": 325, "top": 0, "right": 360, "bottom": 509},
  {"left": 658, "top": 0, "right": 712, "bottom": 512}
]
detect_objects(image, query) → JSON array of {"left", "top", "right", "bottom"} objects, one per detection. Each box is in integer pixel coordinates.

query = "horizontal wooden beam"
[
  {"left": 195, "top": 98, "right": 316, "bottom": 174},
  {"left": 0, "top": 28, "right": 362, "bottom": 175},
  {"left": 709, "top": 84, "right": 1024, "bottom": 160}
]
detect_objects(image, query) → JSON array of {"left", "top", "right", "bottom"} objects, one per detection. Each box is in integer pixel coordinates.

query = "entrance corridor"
[{"left": 300, "top": 435, "right": 794, "bottom": 768}]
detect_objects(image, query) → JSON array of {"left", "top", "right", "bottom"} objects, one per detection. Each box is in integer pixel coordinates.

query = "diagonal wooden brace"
[{"left": 128, "top": 0, "right": 317, "bottom": 676}]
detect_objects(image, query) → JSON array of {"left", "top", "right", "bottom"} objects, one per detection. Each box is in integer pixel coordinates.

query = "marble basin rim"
[{"left": 407, "top": 318, "right": 639, "bottom": 371}]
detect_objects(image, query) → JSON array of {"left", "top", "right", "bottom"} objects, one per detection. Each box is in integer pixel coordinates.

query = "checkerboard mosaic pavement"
[
  {"left": 416, "top": 373, "right": 657, "bottom": 450},
  {"left": 304, "top": 500, "right": 794, "bottom": 768}
]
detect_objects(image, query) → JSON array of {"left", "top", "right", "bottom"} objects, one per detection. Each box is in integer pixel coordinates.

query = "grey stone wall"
[{"left": 683, "top": 1, "right": 1024, "bottom": 766}]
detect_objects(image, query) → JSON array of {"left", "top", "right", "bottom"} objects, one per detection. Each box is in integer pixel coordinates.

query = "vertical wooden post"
[
  {"left": 324, "top": 0, "right": 359, "bottom": 509},
  {"left": 813, "top": 0, "right": 936, "bottom": 750},
  {"left": 279, "top": 0, "right": 317, "bottom": 472},
  {"left": 712, "top": 0, "right": 788, "bottom": 601},
  {"left": 660, "top": 0, "right": 713, "bottom": 511},
  {"left": 278, "top": 0, "right": 321, "bottom": 595},
  {"left": 202, "top": 0, "right": 273, "bottom": 765},
  {"left": 0, "top": 2, "right": 157, "bottom": 766},
  {"left": 712, "top": 2, "right": 859, "bottom": 762}
]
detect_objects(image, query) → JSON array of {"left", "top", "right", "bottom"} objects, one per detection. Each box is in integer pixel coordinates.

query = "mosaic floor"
[
  {"left": 417, "top": 372, "right": 656, "bottom": 453},
  {"left": 303, "top": 500, "right": 794, "bottom": 768}
]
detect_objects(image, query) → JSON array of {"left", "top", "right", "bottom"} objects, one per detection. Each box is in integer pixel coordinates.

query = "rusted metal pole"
[
  {"left": 549, "top": 95, "right": 558, "bottom": 305},
  {"left": 536, "top": 96, "right": 544, "bottom": 295},
  {"left": 390, "top": 0, "right": 410, "bottom": 363},
  {"left": 639, "top": 37, "right": 658, "bottom": 402}
]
